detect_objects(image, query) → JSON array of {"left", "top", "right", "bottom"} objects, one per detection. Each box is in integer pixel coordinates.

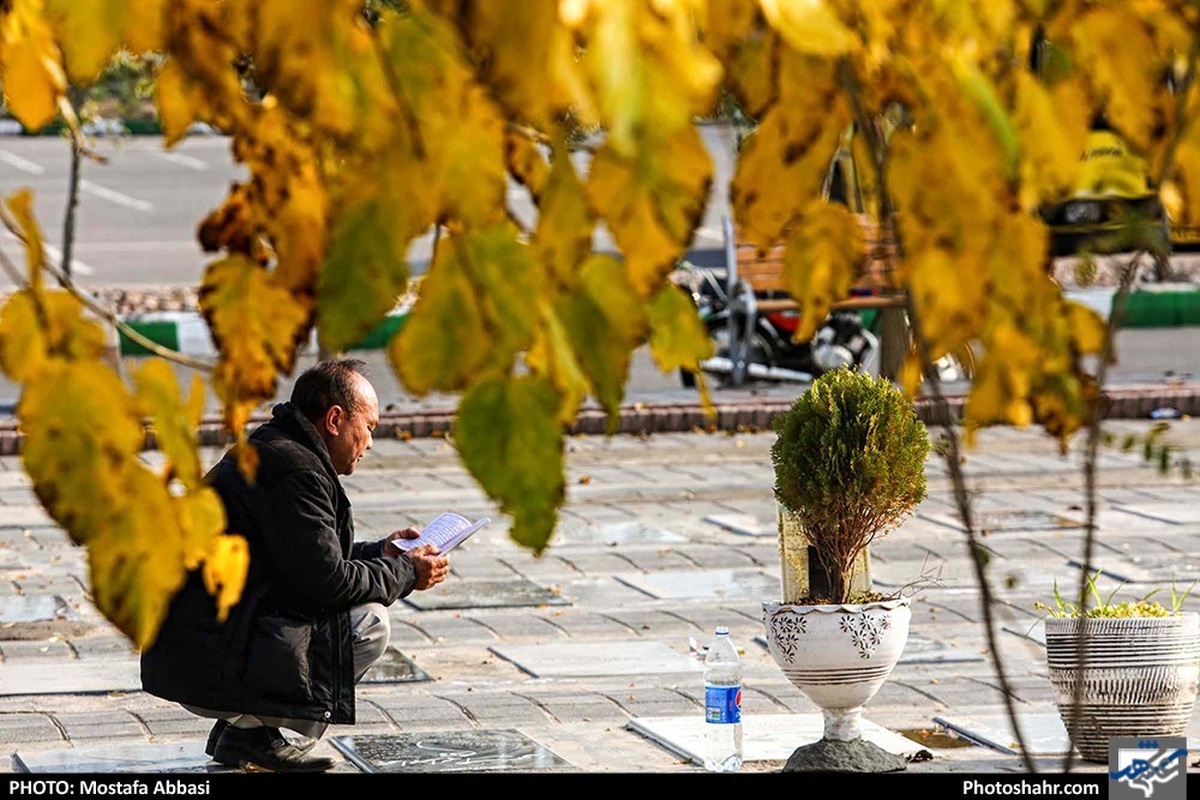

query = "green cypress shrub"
[{"left": 771, "top": 367, "right": 930, "bottom": 604}]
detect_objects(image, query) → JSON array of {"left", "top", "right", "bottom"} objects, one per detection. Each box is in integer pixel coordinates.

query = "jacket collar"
[{"left": 268, "top": 402, "right": 341, "bottom": 481}]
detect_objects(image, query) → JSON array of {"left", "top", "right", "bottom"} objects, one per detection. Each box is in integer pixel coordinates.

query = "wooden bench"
[{"left": 720, "top": 214, "right": 907, "bottom": 386}]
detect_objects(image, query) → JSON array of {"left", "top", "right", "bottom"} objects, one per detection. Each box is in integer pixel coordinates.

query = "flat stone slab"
[
  {"left": 919, "top": 509, "right": 1084, "bottom": 533},
  {"left": 702, "top": 514, "right": 772, "bottom": 537},
  {"left": 489, "top": 641, "right": 701, "bottom": 678},
  {"left": 402, "top": 578, "right": 570, "bottom": 610},
  {"left": 0, "top": 647, "right": 432, "bottom": 695},
  {"left": 1116, "top": 552, "right": 1200, "bottom": 586},
  {"left": 628, "top": 713, "right": 932, "bottom": 766},
  {"left": 0, "top": 595, "right": 82, "bottom": 623},
  {"left": 11, "top": 741, "right": 238, "bottom": 773},
  {"left": 0, "top": 506, "right": 54, "bottom": 527},
  {"left": 362, "top": 648, "right": 432, "bottom": 684},
  {"left": 0, "top": 660, "right": 141, "bottom": 695},
  {"left": 1115, "top": 503, "right": 1200, "bottom": 524},
  {"left": 932, "top": 711, "right": 1071, "bottom": 755},
  {"left": 329, "top": 729, "right": 574, "bottom": 773},
  {"left": 556, "top": 521, "right": 688, "bottom": 545},
  {"left": 613, "top": 568, "right": 779, "bottom": 601},
  {"left": 930, "top": 711, "right": 1200, "bottom": 756}
]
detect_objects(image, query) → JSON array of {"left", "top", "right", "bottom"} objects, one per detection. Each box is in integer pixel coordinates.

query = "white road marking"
[
  {"left": 0, "top": 150, "right": 47, "bottom": 175},
  {"left": 155, "top": 151, "right": 209, "bottom": 171},
  {"left": 1, "top": 231, "right": 97, "bottom": 276},
  {"left": 42, "top": 244, "right": 95, "bottom": 276},
  {"left": 74, "top": 240, "right": 199, "bottom": 252},
  {"left": 79, "top": 180, "right": 154, "bottom": 212}
]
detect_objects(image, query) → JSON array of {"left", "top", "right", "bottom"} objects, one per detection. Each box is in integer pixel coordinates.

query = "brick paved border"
[{"left": 0, "top": 387, "right": 1195, "bottom": 455}]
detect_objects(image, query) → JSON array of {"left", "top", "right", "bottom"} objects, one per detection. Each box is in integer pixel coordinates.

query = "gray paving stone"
[
  {"left": 0, "top": 596, "right": 80, "bottom": 624},
  {"left": 401, "top": 577, "right": 568, "bottom": 611},
  {"left": 491, "top": 641, "right": 700, "bottom": 678},
  {"left": 11, "top": 742, "right": 235, "bottom": 773},
  {"left": 330, "top": 729, "right": 574, "bottom": 773},
  {"left": 0, "top": 713, "right": 62, "bottom": 743}
]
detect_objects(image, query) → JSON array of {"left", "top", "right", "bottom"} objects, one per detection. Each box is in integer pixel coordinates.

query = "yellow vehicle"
[{"left": 1038, "top": 124, "right": 1170, "bottom": 259}]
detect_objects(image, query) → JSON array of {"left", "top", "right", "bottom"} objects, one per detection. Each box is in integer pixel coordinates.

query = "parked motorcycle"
[
  {"left": 676, "top": 261, "right": 977, "bottom": 388},
  {"left": 676, "top": 262, "right": 880, "bottom": 388}
]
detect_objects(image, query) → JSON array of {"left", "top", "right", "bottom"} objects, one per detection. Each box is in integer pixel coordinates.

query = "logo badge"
[{"left": 1109, "top": 737, "right": 1188, "bottom": 800}]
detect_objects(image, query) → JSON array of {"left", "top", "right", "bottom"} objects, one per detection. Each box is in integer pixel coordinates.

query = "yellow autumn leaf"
[
  {"left": 588, "top": 126, "right": 713, "bottom": 297},
  {"left": 0, "top": 292, "right": 50, "bottom": 381},
  {"left": 89, "top": 465, "right": 227, "bottom": 650},
  {"left": 317, "top": 195, "right": 411, "bottom": 354},
  {"left": 43, "top": 0, "right": 124, "bottom": 84},
  {"left": 647, "top": 280, "right": 712, "bottom": 374},
  {"left": 455, "top": 375, "right": 565, "bottom": 555},
  {"left": 381, "top": 7, "right": 508, "bottom": 226},
  {"left": 780, "top": 201, "right": 865, "bottom": 344},
  {"left": 505, "top": 131, "right": 551, "bottom": 203},
  {"left": 154, "top": 58, "right": 200, "bottom": 148},
  {"left": 533, "top": 144, "right": 595, "bottom": 289},
  {"left": 646, "top": 280, "right": 715, "bottom": 418},
  {"left": 6, "top": 189, "right": 44, "bottom": 287},
  {"left": 525, "top": 302, "right": 592, "bottom": 428},
  {"left": 1073, "top": 6, "right": 1169, "bottom": 154},
  {"left": 203, "top": 534, "right": 250, "bottom": 624},
  {"left": 0, "top": 288, "right": 105, "bottom": 382},
  {"left": 0, "top": 3, "right": 67, "bottom": 131},
  {"left": 731, "top": 54, "right": 849, "bottom": 249},
  {"left": 120, "top": 0, "right": 164, "bottom": 54},
  {"left": 455, "top": 222, "right": 541, "bottom": 366},
  {"left": 133, "top": 359, "right": 207, "bottom": 492},
  {"left": 447, "top": 0, "right": 595, "bottom": 131},
  {"left": 1166, "top": 127, "right": 1200, "bottom": 228},
  {"left": 555, "top": 253, "right": 648, "bottom": 428},
  {"left": 1013, "top": 71, "right": 1091, "bottom": 212},
  {"left": 758, "top": 0, "right": 858, "bottom": 56},
  {"left": 565, "top": 0, "right": 722, "bottom": 157},
  {"left": 702, "top": 0, "right": 776, "bottom": 118},
  {"left": 1064, "top": 300, "right": 1109, "bottom": 357},
  {"left": 199, "top": 254, "right": 312, "bottom": 442},
  {"left": 389, "top": 232, "right": 492, "bottom": 396},
  {"left": 19, "top": 360, "right": 144, "bottom": 544},
  {"left": 252, "top": 0, "right": 393, "bottom": 143},
  {"left": 233, "top": 106, "right": 329, "bottom": 294}
]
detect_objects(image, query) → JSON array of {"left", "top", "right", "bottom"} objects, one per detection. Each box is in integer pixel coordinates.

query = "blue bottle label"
[{"left": 705, "top": 685, "right": 742, "bottom": 724}]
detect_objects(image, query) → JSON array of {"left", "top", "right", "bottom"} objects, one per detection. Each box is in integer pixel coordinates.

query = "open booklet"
[{"left": 393, "top": 512, "right": 491, "bottom": 555}]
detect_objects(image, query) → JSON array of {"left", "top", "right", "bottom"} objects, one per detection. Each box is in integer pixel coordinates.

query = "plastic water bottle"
[{"left": 703, "top": 626, "right": 743, "bottom": 772}]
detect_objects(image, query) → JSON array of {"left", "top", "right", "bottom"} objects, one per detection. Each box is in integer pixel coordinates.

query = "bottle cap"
[{"left": 715, "top": 626, "right": 729, "bottom": 635}]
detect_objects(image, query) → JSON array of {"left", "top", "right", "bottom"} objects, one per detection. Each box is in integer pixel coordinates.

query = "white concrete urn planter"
[
  {"left": 1044, "top": 613, "right": 1200, "bottom": 763},
  {"left": 762, "top": 597, "right": 911, "bottom": 742}
]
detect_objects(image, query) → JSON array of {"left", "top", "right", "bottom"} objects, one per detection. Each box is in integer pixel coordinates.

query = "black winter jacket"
[{"left": 140, "top": 403, "right": 418, "bottom": 725}]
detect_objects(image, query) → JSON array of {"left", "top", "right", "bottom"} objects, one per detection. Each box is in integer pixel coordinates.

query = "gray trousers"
[{"left": 184, "top": 602, "right": 391, "bottom": 744}]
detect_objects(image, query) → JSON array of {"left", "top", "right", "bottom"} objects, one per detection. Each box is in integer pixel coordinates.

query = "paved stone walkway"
[{"left": 1, "top": 418, "right": 1199, "bottom": 775}]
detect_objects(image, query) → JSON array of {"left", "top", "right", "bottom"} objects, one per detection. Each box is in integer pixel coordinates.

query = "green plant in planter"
[
  {"left": 1035, "top": 570, "right": 1197, "bottom": 619},
  {"left": 770, "top": 367, "right": 930, "bottom": 605}
]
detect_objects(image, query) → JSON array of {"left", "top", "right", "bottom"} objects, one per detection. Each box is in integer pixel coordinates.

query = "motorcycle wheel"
[{"left": 680, "top": 322, "right": 777, "bottom": 388}]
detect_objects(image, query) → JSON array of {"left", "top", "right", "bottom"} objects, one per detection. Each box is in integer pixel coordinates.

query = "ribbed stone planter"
[
  {"left": 762, "top": 597, "right": 911, "bottom": 742},
  {"left": 1044, "top": 613, "right": 1200, "bottom": 763}
]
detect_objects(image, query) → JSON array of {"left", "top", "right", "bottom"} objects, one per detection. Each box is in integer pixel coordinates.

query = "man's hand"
[
  {"left": 381, "top": 527, "right": 421, "bottom": 558},
  {"left": 404, "top": 544, "right": 450, "bottom": 591}
]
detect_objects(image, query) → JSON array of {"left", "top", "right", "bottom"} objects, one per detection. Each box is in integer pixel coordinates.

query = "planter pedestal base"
[{"left": 782, "top": 737, "right": 908, "bottom": 773}]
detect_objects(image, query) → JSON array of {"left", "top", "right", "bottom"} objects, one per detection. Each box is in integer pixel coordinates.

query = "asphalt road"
[{"left": 0, "top": 126, "right": 739, "bottom": 289}]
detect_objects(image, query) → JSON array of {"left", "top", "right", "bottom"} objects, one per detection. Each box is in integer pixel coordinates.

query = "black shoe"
[
  {"left": 204, "top": 720, "right": 229, "bottom": 757},
  {"left": 212, "top": 725, "right": 335, "bottom": 773}
]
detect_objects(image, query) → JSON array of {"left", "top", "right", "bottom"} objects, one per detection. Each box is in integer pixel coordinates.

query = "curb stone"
[{"left": 0, "top": 386, "right": 1197, "bottom": 455}]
